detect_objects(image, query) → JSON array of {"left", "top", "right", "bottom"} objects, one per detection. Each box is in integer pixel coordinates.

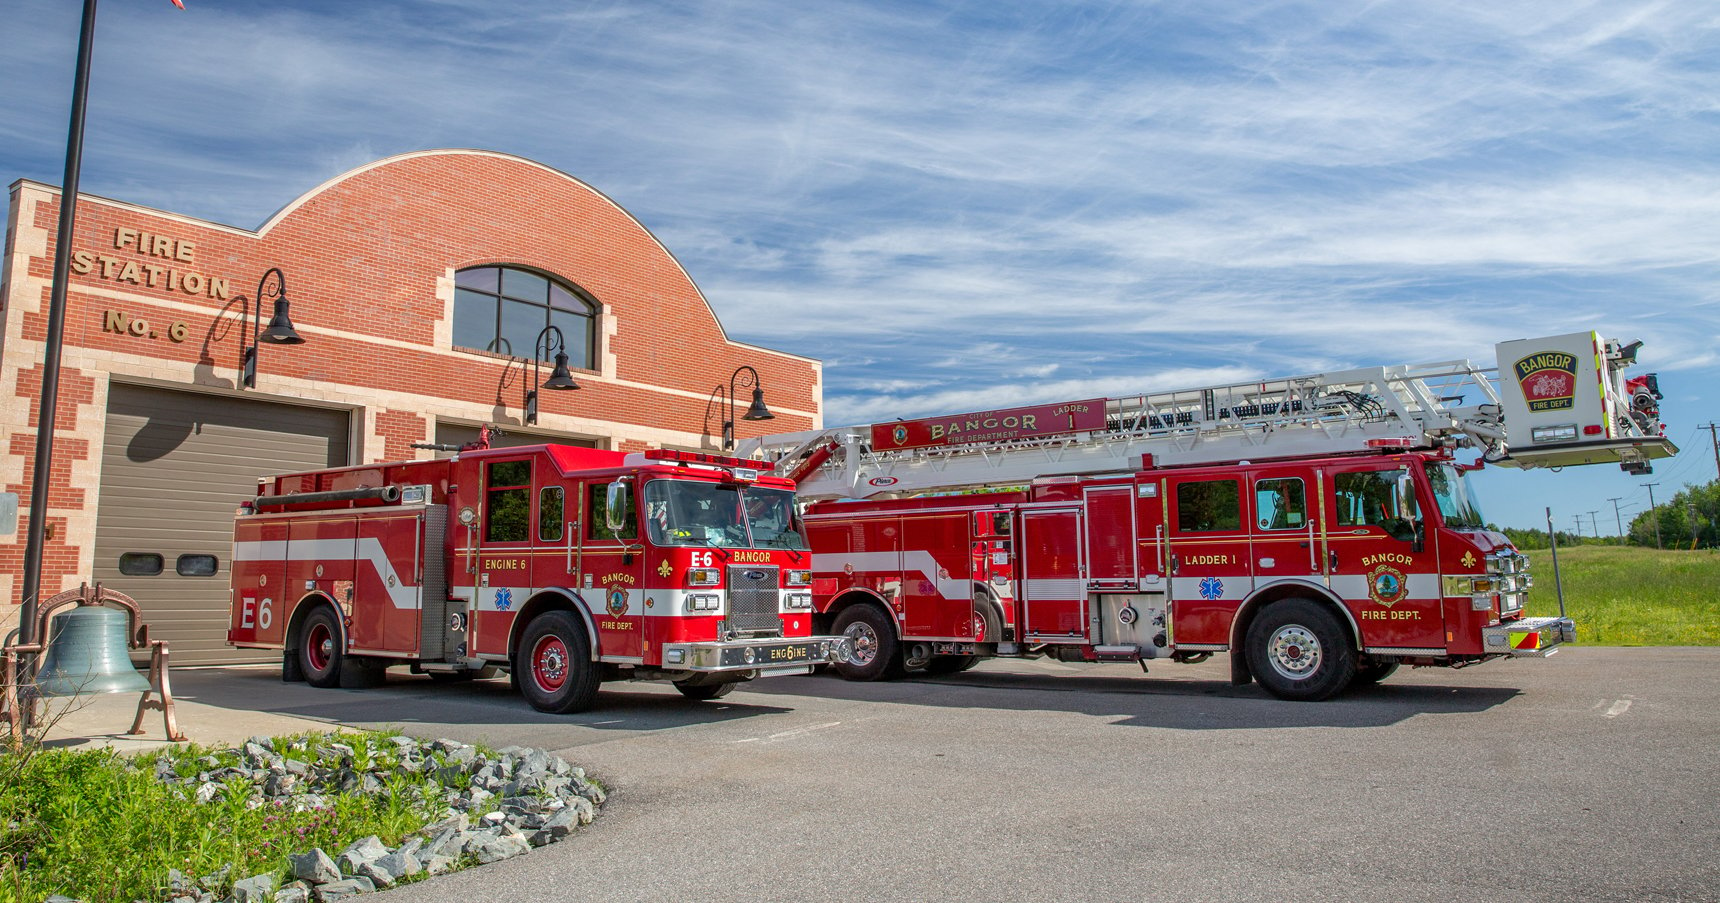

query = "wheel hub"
[
  {"left": 844, "top": 622, "right": 879, "bottom": 666},
  {"left": 1266, "top": 624, "right": 1322, "bottom": 681},
  {"left": 534, "top": 637, "right": 569, "bottom": 691}
]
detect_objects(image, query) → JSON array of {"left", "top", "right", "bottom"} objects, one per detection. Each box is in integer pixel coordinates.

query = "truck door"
[
  {"left": 972, "top": 509, "right": 1015, "bottom": 637},
  {"left": 1165, "top": 473, "right": 1250, "bottom": 647},
  {"left": 586, "top": 479, "right": 643, "bottom": 660},
  {"left": 1016, "top": 506, "right": 1085, "bottom": 640},
  {"left": 1323, "top": 460, "right": 1444, "bottom": 650},
  {"left": 473, "top": 456, "right": 535, "bottom": 657},
  {"left": 1248, "top": 467, "right": 1322, "bottom": 587},
  {"left": 901, "top": 512, "right": 971, "bottom": 638},
  {"left": 1083, "top": 485, "right": 1136, "bottom": 592}
]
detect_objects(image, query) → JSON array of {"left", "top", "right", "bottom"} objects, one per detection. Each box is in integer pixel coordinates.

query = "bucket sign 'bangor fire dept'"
[
  {"left": 1513, "top": 350, "right": 1578, "bottom": 412},
  {"left": 871, "top": 399, "right": 1109, "bottom": 451}
]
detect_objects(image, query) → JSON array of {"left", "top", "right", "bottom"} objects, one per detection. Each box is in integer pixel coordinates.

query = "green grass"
[
  {"left": 1523, "top": 545, "right": 1720, "bottom": 646},
  {"left": 0, "top": 732, "right": 458, "bottom": 903}
]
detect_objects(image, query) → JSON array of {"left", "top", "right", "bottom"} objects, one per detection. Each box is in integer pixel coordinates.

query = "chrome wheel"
[
  {"left": 532, "top": 635, "right": 569, "bottom": 693},
  {"left": 844, "top": 620, "right": 880, "bottom": 667},
  {"left": 1266, "top": 623, "right": 1321, "bottom": 681}
]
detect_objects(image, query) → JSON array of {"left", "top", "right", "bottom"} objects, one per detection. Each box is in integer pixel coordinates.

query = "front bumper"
[
  {"left": 660, "top": 635, "right": 850, "bottom": 672},
  {"left": 1482, "top": 616, "right": 1576, "bottom": 657}
]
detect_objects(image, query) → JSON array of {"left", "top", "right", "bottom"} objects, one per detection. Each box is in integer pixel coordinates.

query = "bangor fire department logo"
[
  {"left": 891, "top": 425, "right": 909, "bottom": 447},
  {"left": 606, "top": 586, "right": 628, "bottom": 617},
  {"left": 1368, "top": 564, "right": 1409, "bottom": 607},
  {"left": 1513, "top": 350, "right": 1578, "bottom": 413},
  {"left": 493, "top": 587, "right": 513, "bottom": 611},
  {"left": 1198, "top": 576, "right": 1224, "bottom": 600}
]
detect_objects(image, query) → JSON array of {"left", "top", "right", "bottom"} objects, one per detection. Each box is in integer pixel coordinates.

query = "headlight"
[
  {"left": 687, "top": 568, "right": 721, "bottom": 587},
  {"left": 785, "top": 569, "right": 813, "bottom": 587},
  {"left": 686, "top": 593, "right": 721, "bottom": 612},
  {"left": 783, "top": 592, "right": 814, "bottom": 610}
]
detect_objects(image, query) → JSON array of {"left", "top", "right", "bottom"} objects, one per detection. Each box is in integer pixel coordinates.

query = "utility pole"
[
  {"left": 1702, "top": 423, "right": 1720, "bottom": 479},
  {"left": 1688, "top": 502, "right": 1701, "bottom": 550},
  {"left": 1608, "top": 497, "right": 1625, "bottom": 541},
  {"left": 1646, "top": 482, "right": 1663, "bottom": 550},
  {"left": 1586, "top": 510, "right": 1600, "bottom": 539}
]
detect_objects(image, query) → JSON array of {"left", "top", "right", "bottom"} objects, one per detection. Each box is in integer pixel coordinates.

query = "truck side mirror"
[{"left": 605, "top": 480, "right": 630, "bottom": 536}]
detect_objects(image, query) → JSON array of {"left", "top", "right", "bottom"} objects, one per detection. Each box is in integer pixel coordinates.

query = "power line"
[{"left": 1608, "top": 497, "right": 1625, "bottom": 537}]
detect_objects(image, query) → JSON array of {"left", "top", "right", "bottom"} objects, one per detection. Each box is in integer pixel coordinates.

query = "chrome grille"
[{"left": 725, "top": 565, "right": 781, "bottom": 637}]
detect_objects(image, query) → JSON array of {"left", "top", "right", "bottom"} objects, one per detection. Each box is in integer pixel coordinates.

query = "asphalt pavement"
[{"left": 42, "top": 647, "right": 1720, "bottom": 903}]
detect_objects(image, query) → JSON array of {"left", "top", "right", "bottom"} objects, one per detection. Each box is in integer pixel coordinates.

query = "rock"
[
  {"left": 336, "top": 835, "right": 389, "bottom": 875},
  {"left": 420, "top": 854, "right": 455, "bottom": 875},
  {"left": 571, "top": 796, "right": 596, "bottom": 825},
  {"left": 359, "top": 773, "right": 384, "bottom": 794},
  {"left": 272, "top": 885, "right": 309, "bottom": 903},
  {"left": 230, "top": 874, "right": 277, "bottom": 903},
  {"left": 463, "top": 786, "right": 495, "bottom": 810},
  {"left": 243, "top": 741, "right": 277, "bottom": 763},
  {"left": 45, "top": 896, "right": 82, "bottom": 903},
  {"left": 168, "top": 869, "right": 194, "bottom": 893},
  {"left": 354, "top": 859, "right": 397, "bottom": 889},
  {"left": 472, "top": 832, "right": 531, "bottom": 864},
  {"left": 195, "top": 782, "right": 223, "bottom": 804},
  {"left": 198, "top": 864, "right": 231, "bottom": 889},
  {"left": 311, "top": 878, "right": 373, "bottom": 902},
  {"left": 264, "top": 773, "right": 298, "bottom": 797},
  {"left": 284, "top": 758, "right": 311, "bottom": 777},
  {"left": 542, "top": 805, "right": 579, "bottom": 839},
  {"left": 578, "top": 782, "right": 606, "bottom": 806},
  {"left": 289, "top": 849, "right": 341, "bottom": 885},
  {"left": 374, "top": 850, "right": 422, "bottom": 881}
]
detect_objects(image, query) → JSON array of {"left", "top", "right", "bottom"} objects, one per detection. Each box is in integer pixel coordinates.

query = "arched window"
[{"left": 452, "top": 265, "right": 597, "bottom": 369}]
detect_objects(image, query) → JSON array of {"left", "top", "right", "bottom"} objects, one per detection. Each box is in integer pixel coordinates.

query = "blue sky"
[{"left": 5, "top": 0, "right": 1718, "bottom": 531}]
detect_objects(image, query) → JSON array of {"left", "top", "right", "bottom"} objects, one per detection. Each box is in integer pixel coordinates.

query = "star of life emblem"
[
  {"left": 494, "top": 587, "right": 513, "bottom": 611},
  {"left": 1198, "top": 576, "right": 1224, "bottom": 600}
]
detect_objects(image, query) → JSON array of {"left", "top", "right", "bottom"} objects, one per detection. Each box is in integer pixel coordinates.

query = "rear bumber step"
[{"left": 1482, "top": 617, "right": 1576, "bottom": 657}]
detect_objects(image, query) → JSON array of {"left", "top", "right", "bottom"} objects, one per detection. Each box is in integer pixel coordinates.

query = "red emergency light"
[
  {"left": 641, "top": 448, "right": 759, "bottom": 470},
  {"left": 1365, "top": 438, "right": 1416, "bottom": 449}
]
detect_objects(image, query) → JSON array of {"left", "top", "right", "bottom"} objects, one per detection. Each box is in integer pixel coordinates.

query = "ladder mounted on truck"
[{"left": 739, "top": 331, "right": 1675, "bottom": 500}]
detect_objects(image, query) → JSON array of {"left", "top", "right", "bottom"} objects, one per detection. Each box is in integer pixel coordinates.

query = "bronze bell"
[{"left": 34, "top": 604, "right": 151, "bottom": 696}]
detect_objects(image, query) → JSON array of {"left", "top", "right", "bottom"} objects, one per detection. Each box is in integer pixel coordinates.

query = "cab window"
[
  {"left": 539, "top": 486, "right": 564, "bottom": 541},
  {"left": 1255, "top": 478, "right": 1306, "bottom": 530},
  {"left": 587, "top": 483, "right": 637, "bottom": 541},
  {"left": 484, "top": 460, "right": 531, "bottom": 543},
  {"left": 1334, "top": 469, "right": 1419, "bottom": 542},
  {"left": 1176, "top": 479, "right": 1241, "bottom": 532}
]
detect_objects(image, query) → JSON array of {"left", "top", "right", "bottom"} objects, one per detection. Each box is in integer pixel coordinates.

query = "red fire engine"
[
  {"left": 228, "top": 441, "right": 846, "bottom": 713},
  {"left": 741, "top": 331, "right": 1674, "bottom": 701}
]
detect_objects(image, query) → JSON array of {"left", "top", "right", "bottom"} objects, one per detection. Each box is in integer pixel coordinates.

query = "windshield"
[
  {"left": 1426, "top": 463, "right": 1487, "bottom": 529},
  {"left": 642, "top": 480, "right": 808, "bottom": 550}
]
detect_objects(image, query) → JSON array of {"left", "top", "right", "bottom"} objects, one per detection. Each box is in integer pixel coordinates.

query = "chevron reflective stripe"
[
  {"left": 233, "top": 539, "right": 419, "bottom": 610},
  {"left": 812, "top": 550, "right": 971, "bottom": 601}
]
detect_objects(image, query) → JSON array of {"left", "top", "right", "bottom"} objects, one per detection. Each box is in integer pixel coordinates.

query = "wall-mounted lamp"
[
  {"left": 525, "top": 324, "right": 579, "bottom": 424},
  {"left": 240, "top": 266, "right": 304, "bottom": 389},
  {"left": 705, "top": 365, "right": 774, "bottom": 451}
]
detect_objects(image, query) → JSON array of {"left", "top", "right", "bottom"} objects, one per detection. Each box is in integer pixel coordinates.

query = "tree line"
[{"left": 1496, "top": 479, "right": 1720, "bottom": 550}]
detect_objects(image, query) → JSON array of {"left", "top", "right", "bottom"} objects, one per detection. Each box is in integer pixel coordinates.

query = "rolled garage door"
[{"left": 94, "top": 384, "right": 349, "bottom": 665}]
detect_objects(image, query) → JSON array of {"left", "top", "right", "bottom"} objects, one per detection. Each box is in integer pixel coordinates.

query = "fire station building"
[{"left": 1, "top": 149, "right": 821, "bottom": 663}]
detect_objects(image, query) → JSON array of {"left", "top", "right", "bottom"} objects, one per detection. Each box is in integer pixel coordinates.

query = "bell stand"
[{"left": 2, "top": 582, "right": 186, "bottom": 746}]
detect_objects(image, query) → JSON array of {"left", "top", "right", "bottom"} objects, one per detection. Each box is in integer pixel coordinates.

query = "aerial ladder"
[{"left": 739, "top": 331, "right": 1675, "bottom": 497}]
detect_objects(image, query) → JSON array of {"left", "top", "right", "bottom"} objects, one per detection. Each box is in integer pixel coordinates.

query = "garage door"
[{"left": 94, "top": 384, "right": 349, "bottom": 665}]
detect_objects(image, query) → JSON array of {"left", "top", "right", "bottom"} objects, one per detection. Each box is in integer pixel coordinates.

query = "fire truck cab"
[{"left": 229, "top": 444, "right": 845, "bottom": 713}]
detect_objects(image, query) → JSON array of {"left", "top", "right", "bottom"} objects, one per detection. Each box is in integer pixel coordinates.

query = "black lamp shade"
[
  {"left": 542, "top": 350, "right": 579, "bottom": 390},
  {"left": 743, "top": 386, "right": 774, "bottom": 421},
  {"left": 260, "top": 299, "right": 304, "bottom": 345}
]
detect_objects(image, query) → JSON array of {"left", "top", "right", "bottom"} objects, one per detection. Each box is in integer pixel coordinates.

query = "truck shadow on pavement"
[
  {"left": 173, "top": 667, "right": 796, "bottom": 737},
  {"left": 743, "top": 666, "right": 1524, "bottom": 731}
]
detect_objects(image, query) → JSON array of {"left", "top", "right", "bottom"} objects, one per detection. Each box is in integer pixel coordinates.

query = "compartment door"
[{"left": 1017, "top": 507, "right": 1086, "bottom": 641}]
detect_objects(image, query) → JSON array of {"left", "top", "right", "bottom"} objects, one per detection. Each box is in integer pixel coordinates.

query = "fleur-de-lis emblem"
[
  {"left": 1461, "top": 551, "right": 1477, "bottom": 568},
  {"left": 658, "top": 560, "right": 673, "bottom": 578}
]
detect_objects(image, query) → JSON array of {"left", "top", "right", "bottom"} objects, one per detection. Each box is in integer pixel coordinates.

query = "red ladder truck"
[
  {"left": 228, "top": 442, "right": 846, "bottom": 713},
  {"left": 739, "top": 331, "right": 1674, "bottom": 701}
]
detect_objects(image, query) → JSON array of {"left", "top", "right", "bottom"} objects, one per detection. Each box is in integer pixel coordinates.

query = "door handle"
[{"left": 1328, "top": 550, "right": 1339, "bottom": 571}]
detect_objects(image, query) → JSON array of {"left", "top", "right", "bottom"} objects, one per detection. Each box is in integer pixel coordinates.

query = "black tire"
[
  {"left": 674, "top": 681, "right": 737, "bottom": 701},
  {"left": 922, "top": 598, "right": 1000, "bottom": 675},
  {"left": 298, "top": 606, "right": 345, "bottom": 689},
  {"left": 515, "top": 610, "right": 602, "bottom": 714},
  {"left": 1245, "top": 598, "right": 1356, "bottom": 701},
  {"left": 1351, "top": 659, "right": 1400, "bottom": 686},
  {"left": 832, "top": 604, "right": 904, "bottom": 681}
]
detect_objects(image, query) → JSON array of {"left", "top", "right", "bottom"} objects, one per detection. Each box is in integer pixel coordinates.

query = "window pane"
[
  {"left": 501, "top": 268, "right": 550, "bottom": 303},
  {"left": 549, "top": 283, "right": 592, "bottom": 313},
  {"left": 1334, "top": 470, "right": 1419, "bottom": 541},
  {"left": 118, "top": 552, "right": 163, "bottom": 576},
  {"left": 486, "top": 488, "right": 530, "bottom": 542},
  {"left": 452, "top": 288, "right": 497, "bottom": 352},
  {"left": 549, "top": 309, "right": 591, "bottom": 368},
  {"left": 588, "top": 484, "right": 637, "bottom": 541},
  {"left": 540, "top": 487, "right": 564, "bottom": 541},
  {"left": 501, "top": 299, "right": 546, "bottom": 360},
  {"left": 1255, "top": 479, "right": 1306, "bottom": 530},
  {"left": 176, "top": 554, "right": 219, "bottom": 577},
  {"left": 1176, "top": 480, "right": 1240, "bottom": 532},
  {"left": 489, "top": 460, "right": 531, "bottom": 487},
  {"left": 455, "top": 267, "right": 498, "bottom": 291}
]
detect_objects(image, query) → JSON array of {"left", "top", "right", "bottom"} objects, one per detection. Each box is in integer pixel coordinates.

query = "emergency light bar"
[{"left": 640, "top": 449, "right": 761, "bottom": 470}]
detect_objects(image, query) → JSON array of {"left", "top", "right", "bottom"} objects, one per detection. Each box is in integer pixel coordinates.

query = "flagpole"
[{"left": 16, "top": 0, "right": 100, "bottom": 733}]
